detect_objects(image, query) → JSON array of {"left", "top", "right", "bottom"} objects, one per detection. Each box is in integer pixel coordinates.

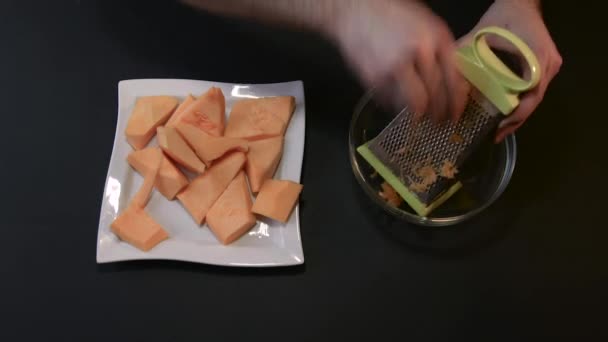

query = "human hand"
[
  {"left": 458, "top": 0, "right": 563, "bottom": 143},
  {"left": 326, "top": 0, "right": 470, "bottom": 121}
]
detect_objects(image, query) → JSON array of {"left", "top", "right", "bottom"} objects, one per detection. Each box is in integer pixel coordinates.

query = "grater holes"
[{"left": 368, "top": 95, "right": 499, "bottom": 204}]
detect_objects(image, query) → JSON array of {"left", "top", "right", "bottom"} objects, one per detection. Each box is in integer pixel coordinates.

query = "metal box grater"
[{"left": 356, "top": 26, "right": 541, "bottom": 217}]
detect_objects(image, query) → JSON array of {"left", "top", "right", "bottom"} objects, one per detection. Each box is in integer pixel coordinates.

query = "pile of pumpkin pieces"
[{"left": 111, "top": 87, "right": 303, "bottom": 251}]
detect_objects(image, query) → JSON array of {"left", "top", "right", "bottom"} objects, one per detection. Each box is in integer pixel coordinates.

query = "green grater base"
[{"left": 357, "top": 143, "right": 463, "bottom": 218}]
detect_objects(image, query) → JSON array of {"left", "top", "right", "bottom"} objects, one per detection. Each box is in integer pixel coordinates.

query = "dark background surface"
[{"left": 1, "top": 1, "right": 606, "bottom": 340}]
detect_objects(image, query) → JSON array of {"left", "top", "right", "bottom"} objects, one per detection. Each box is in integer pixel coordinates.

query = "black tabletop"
[{"left": 2, "top": 1, "right": 606, "bottom": 340}]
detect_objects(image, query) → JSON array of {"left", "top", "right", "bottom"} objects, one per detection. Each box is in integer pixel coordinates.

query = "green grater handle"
[
  {"left": 473, "top": 27, "right": 541, "bottom": 92},
  {"left": 456, "top": 26, "right": 541, "bottom": 114}
]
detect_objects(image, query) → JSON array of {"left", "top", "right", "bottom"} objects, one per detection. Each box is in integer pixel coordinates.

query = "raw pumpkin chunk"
[
  {"left": 224, "top": 96, "right": 295, "bottom": 140},
  {"left": 112, "top": 150, "right": 168, "bottom": 251},
  {"left": 166, "top": 94, "right": 196, "bottom": 126},
  {"left": 206, "top": 171, "right": 256, "bottom": 244},
  {"left": 177, "top": 152, "right": 246, "bottom": 224},
  {"left": 245, "top": 136, "right": 283, "bottom": 193},
  {"left": 157, "top": 126, "right": 206, "bottom": 174},
  {"left": 127, "top": 147, "right": 189, "bottom": 200},
  {"left": 168, "top": 87, "right": 225, "bottom": 136},
  {"left": 257, "top": 96, "right": 296, "bottom": 125},
  {"left": 130, "top": 147, "right": 163, "bottom": 208},
  {"left": 176, "top": 122, "right": 249, "bottom": 166},
  {"left": 252, "top": 179, "right": 303, "bottom": 223},
  {"left": 111, "top": 206, "right": 168, "bottom": 251},
  {"left": 125, "top": 95, "right": 178, "bottom": 150}
]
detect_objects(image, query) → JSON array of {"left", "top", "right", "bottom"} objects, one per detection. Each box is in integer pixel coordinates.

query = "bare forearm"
[
  {"left": 181, "top": 0, "right": 353, "bottom": 35},
  {"left": 496, "top": 0, "right": 541, "bottom": 9}
]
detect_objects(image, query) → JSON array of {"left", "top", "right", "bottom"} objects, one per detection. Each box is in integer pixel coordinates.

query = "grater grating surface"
[{"left": 367, "top": 90, "right": 503, "bottom": 206}]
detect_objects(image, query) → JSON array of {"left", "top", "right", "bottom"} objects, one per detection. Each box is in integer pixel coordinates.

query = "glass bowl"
[{"left": 349, "top": 91, "right": 517, "bottom": 227}]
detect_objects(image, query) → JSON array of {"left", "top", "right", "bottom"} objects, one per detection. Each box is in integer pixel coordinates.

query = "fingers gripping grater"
[{"left": 357, "top": 26, "right": 541, "bottom": 217}]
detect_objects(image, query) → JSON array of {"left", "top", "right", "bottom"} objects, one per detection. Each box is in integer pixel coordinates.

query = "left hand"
[{"left": 458, "top": 0, "right": 563, "bottom": 143}]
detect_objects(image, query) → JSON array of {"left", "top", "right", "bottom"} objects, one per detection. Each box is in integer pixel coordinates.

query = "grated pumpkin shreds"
[
  {"left": 449, "top": 133, "right": 464, "bottom": 144},
  {"left": 379, "top": 181, "right": 403, "bottom": 207},
  {"left": 440, "top": 160, "right": 458, "bottom": 179}
]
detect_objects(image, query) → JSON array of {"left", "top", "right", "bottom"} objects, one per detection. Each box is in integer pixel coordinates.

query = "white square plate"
[{"left": 96, "top": 79, "right": 305, "bottom": 267}]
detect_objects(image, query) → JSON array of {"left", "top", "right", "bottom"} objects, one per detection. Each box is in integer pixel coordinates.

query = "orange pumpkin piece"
[
  {"left": 130, "top": 148, "right": 162, "bottom": 208},
  {"left": 251, "top": 179, "right": 303, "bottom": 223},
  {"left": 168, "top": 87, "right": 225, "bottom": 136},
  {"left": 175, "top": 122, "right": 249, "bottom": 167},
  {"left": 157, "top": 126, "right": 206, "bottom": 174},
  {"left": 245, "top": 136, "right": 283, "bottom": 193},
  {"left": 111, "top": 206, "right": 169, "bottom": 251},
  {"left": 378, "top": 182, "right": 403, "bottom": 208},
  {"left": 206, "top": 171, "right": 256, "bottom": 245},
  {"left": 127, "top": 147, "right": 189, "bottom": 200},
  {"left": 224, "top": 96, "right": 295, "bottom": 140},
  {"left": 125, "top": 95, "right": 178, "bottom": 150},
  {"left": 177, "top": 152, "right": 246, "bottom": 224},
  {"left": 166, "top": 94, "right": 196, "bottom": 126},
  {"left": 111, "top": 149, "right": 169, "bottom": 251}
]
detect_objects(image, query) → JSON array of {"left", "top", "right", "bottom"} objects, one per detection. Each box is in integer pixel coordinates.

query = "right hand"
[{"left": 326, "top": 0, "right": 470, "bottom": 121}]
